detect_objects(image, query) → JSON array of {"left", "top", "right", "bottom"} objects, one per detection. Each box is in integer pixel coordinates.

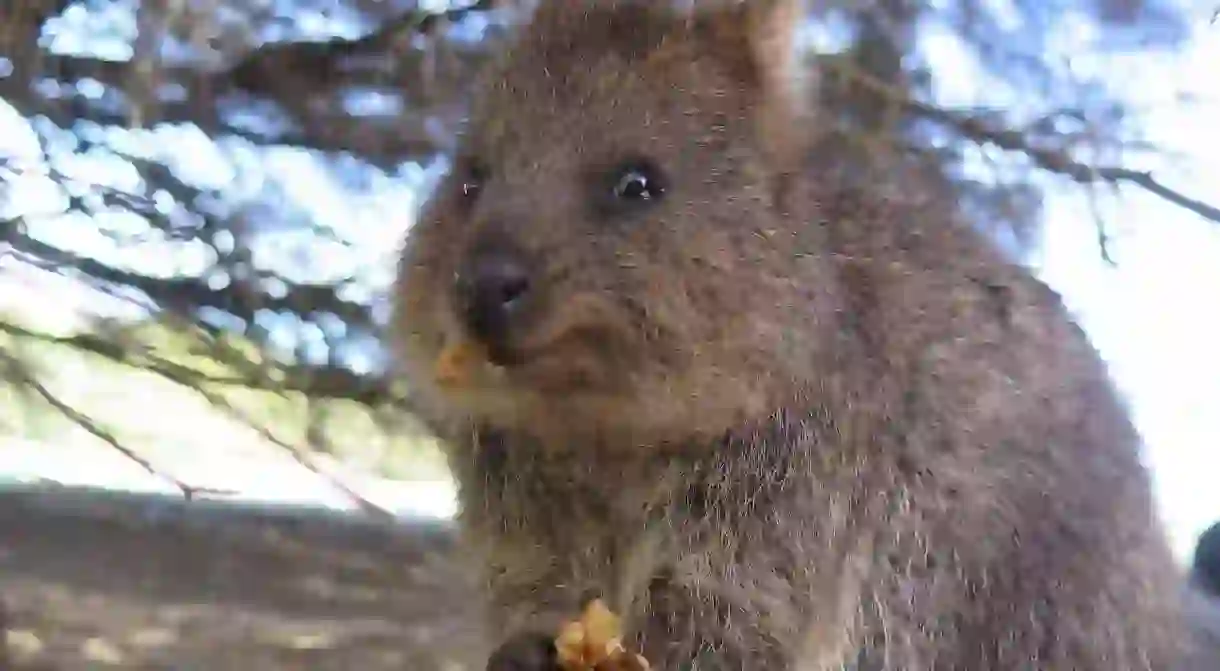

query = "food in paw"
[{"left": 555, "top": 599, "right": 651, "bottom": 671}]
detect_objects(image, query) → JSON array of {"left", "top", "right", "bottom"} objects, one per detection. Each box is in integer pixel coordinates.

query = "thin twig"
[
  {"left": 0, "top": 348, "right": 231, "bottom": 500},
  {"left": 194, "top": 385, "right": 397, "bottom": 519},
  {"left": 1, "top": 320, "right": 406, "bottom": 511}
]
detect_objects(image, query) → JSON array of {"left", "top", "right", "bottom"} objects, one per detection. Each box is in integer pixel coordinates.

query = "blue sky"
[{"left": 0, "top": 2, "right": 1216, "bottom": 562}]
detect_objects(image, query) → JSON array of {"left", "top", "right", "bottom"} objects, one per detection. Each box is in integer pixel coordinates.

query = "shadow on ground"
[
  {"left": 5, "top": 483, "right": 1218, "bottom": 671},
  {"left": 0, "top": 484, "right": 487, "bottom": 670}
]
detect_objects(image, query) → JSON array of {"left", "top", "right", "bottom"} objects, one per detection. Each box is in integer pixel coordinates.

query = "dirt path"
[{"left": 0, "top": 485, "right": 488, "bottom": 670}]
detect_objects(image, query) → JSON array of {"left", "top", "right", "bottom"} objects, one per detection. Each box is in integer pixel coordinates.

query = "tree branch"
[
  {"left": 1, "top": 224, "right": 377, "bottom": 331},
  {"left": 0, "top": 320, "right": 398, "bottom": 405},
  {"left": 0, "top": 0, "right": 72, "bottom": 54},
  {"left": 832, "top": 63, "right": 1220, "bottom": 225},
  {"left": 0, "top": 1, "right": 503, "bottom": 165},
  {"left": 908, "top": 99, "right": 1220, "bottom": 224}
]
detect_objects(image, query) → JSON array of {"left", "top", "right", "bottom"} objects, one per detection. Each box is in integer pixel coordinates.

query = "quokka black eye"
[
  {"left": 612, "top": 161, "right": 666, "bottom": 203},
  {"left": 459, "top": 161, "right": 488, "bottom": 201}
]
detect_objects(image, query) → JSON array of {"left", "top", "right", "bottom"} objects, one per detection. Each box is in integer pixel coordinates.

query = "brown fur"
[{"left": 391, "top": 1, "right": 1186, "bottom": 668}]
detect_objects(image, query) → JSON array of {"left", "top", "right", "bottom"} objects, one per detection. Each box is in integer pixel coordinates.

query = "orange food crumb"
[
  {"left": 434, "top": 339, "right": 485, "bottom": 387},
  {"left": 555, "top": 599, "right": 651, "bottom": 671}
]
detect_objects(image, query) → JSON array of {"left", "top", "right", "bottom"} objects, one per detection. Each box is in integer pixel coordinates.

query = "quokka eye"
[
  {"left": 458, "top": 160, "right": 488, "bottom": 203},
  {"left": 611, "top": 160, "right": 666, "bottom": 203}
]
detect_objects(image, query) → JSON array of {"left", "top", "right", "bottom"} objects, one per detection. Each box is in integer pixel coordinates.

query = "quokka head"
[{"left": 392, "top": 0, "right": 842, "bottom": 448}]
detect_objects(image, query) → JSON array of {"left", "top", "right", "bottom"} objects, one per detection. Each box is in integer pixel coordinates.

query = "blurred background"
[{"left": 0, "top": 0, "right": 1216, "bottom": 668}]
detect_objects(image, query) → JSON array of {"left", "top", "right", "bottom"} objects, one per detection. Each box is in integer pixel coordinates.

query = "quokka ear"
[
  {"left": 748, "top": 0, "right": 807, "bottom": 97},
  {"left": 699, "top": 0, "right": 815, "bottom": 171}
]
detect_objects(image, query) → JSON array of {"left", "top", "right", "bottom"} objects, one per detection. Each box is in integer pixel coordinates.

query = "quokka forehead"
[
  {"left": 476, "top": 2, "right": 764, "bottom": 108},
  {"left": 458, "top": 1, "right": 795, "bottom": 174},
  {"left": 471, "top": 88, "right": 736, "bottom": 160},
  {"left": 465, "top": 59, "right": 758, "bottom": 171},
  {"left": 509, "top": 3, "right": 690, "bottom": 72}
]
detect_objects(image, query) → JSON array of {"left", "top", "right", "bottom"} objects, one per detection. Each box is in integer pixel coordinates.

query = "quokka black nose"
[{"left": 455, "top": 250, "right": 533, "bottom": 348}]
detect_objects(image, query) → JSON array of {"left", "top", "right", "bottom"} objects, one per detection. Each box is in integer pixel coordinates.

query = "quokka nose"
[{"left": 455, "top": 250, "right": 533, "bottom": 348}]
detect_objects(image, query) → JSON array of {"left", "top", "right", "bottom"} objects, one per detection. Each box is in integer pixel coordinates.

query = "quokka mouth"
[
  {"left": 431, "top": 290, "right": 633, "bottom": 393},
  {"left": 431, "top": 333, "right": 547, "bottom": 390},
  {"left": 433, "top": 321, "right": 620, "bottom": 395},
  {"left": 434, "top": 338, "right": 506, "bottom": 389},
  {"left": 484, "top": 340, "right": 526, "bottom": 368}
]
